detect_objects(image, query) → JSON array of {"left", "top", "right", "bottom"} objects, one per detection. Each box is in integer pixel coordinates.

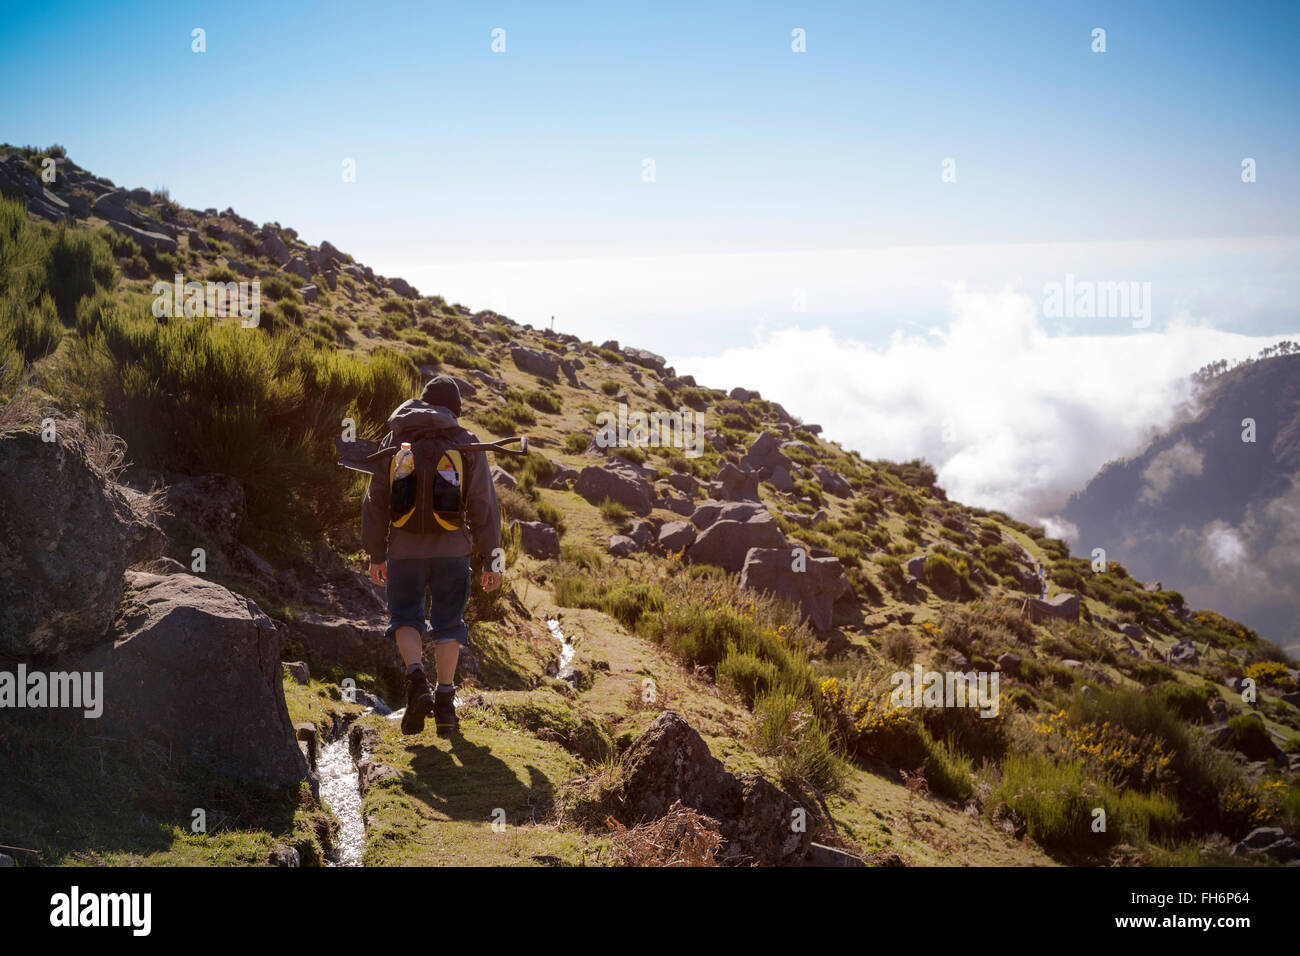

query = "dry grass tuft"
[{"left": 600, "top": 800, "right": 725, "bottom": 866}]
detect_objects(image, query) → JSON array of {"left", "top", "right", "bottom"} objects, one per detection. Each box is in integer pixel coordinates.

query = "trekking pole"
[
  {"left": 453, "top": 436, "right": 529, "bottom": 457},
  {"left": 336, "top": 435, "right": 529, "bottom": 474}
]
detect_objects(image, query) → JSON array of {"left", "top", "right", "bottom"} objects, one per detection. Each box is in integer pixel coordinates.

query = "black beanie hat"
[{"left": 420, "top": 374, "right": 461, "bottom": 415}]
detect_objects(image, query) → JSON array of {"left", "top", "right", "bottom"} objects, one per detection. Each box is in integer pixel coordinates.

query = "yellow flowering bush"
[
  {"left": 1033, "top": 709, "right": 1173, "bottom": 791},
  {"left": 1245, "top": 661, "right": 1297, "bottom": 692}
]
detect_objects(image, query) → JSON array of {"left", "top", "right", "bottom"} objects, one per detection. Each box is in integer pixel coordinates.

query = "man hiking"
[{"left": 362, "top": 374, "right": 502, "bottom": 736}]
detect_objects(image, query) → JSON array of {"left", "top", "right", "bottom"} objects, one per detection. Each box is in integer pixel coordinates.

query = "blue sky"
[
  {"left": 4, "top": 0, "right": 1297, "bottom": 261},
  {"left": 3, "top": 0, "right": 1298, "bottom": 524}
]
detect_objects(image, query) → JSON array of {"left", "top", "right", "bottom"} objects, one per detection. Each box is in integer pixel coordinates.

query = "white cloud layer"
[{"left": 668, "top": 285, "right": 1295, "bottom": 525}]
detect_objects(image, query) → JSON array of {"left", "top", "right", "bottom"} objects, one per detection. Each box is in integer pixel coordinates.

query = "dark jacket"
[{"left": 361, "top": 400, "right": 501, "bottom": 564}]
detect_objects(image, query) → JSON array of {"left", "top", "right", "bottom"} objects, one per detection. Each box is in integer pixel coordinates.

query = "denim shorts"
[{"left": 384, "top": 555, "right": 471, "bottom": 645}]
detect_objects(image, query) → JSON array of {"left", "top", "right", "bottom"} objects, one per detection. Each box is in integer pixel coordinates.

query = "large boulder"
[
  {"left": 284, "top": 256, "right": 312, "bottom": 281},
  {"left": 78, "top": 571, "right": 308, "bottom": 787},
  {"left": 285, "top": 613, "right": 392, "bottom": 675},
  {"left": 687, "top": 514, "right": 788, "bottom": 574},
  {"left": 386, "top": 276, "right": 418, "bottom": 299},
  {"left": 512, "top": 520, "right": 560, "bottom": 560},
  {"left": 739, "top": 547, "right": 850, "bottom": 631},
  {"left": 813, "top": 465, "right": 852, "bottom": 498},
  {"left": 1232, "top": 827, "right": 1300, "bottom": 863},
  {"left": 575, "top": 460, "right": 653, "bottom": 514},
  {"left": 740, "top": 432, "right": 791, "bottom": 475},
  {"left": 689, "top": 499, "right": 767, "bottom": 531},
  {"left": 489, "top": 464, "right": 517, "bottom": 491},
  {"left": 0, "top": 428, "right": 164, "bottom": 658},
  {"left": 658, "top": 520, "right": 697, "bottom": 553},
  {"left": 623, "top": 348, "right": 667, "bottom": 372},
  {"left": 259, "top": 233, "right": 291, "bottom": 265},
  {"left": 510, "top": 345, "right": 562, "bottom": 380},
  {"left": 608, "top": 534, "right": 640, "bottom": 557},
  {"left": 1167, "top": 639, "right": 1199, "bottom": 667},
  {"left": 90, "top": 190, "right": 139, "bottom": 225},
  {"left": 572, "top": 711, "right": 809, "bottom": 865},
  {"left": 665, "top": 471, "right": 701, "bottom": 497},
  {"left": 768, "top": 464, "right": 795, "bottom": 492},
  {"left": 713, "top": 462, "right": 759, "bottom": 502},
  {"left": 107, "top": 219, "right": 177, "bottom": 254}
]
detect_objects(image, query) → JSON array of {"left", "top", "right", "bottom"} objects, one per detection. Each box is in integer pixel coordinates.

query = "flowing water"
[
  {"left": 547, "top": 618, "right": 578, "bottom": 682},
  {"left": 318, "top": 736, "right": 365, "bottom": 867}
]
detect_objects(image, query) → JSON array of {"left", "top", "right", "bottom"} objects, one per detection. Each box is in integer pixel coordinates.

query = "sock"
[
  {"left": 437, "top": 683, "right": 455, "bottom": 694},
  {"left": 407, "top": 662, "right": 425, "bottom": 677}
]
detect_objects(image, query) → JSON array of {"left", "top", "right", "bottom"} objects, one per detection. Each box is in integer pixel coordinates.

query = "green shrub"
[
  {"left": 1, "top": 292, "right": 62, "bottom": 361},
  {"left": 65, "top": 304, "right": 415, "bottom": 552},
  {"left": 923, "top": 552, "right": 969, "bottom": 594},
  {"left": 520, "top": 388, "right": 562, "bottom": 414},
  {"left": 754, "top": 690, "right": 844, "bottom": 793},
  {"left": 882, "top": 628, "right": 914, "bottom": 666},
  {"left": 260, "top": 275, "right": 299, "bottom": 302},
  {"left": 47, "top": 226, "right": 117, "bottom": 322},
  {"left": 597, "top": 498, "right": 627, "bottom": 524},
  {"left": 1153, "top": 682, "right": 1212, "bottom": 722}
]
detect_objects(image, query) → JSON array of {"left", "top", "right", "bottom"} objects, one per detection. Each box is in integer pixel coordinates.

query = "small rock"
[
  {"left": 285, "top": 660, "right": 311, "bottom": 684},
  {"left": 268, "top": 844, "right": 301, "bottom": 867}
]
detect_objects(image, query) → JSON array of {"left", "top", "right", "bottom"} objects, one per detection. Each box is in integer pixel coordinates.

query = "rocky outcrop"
[
  {"left": 285, "top": 613, "right": 393, "bottom": 676},
  {"left": 813, "top": 464, "right": 852, "bottom": 497},
  {"left": 575, "top": 460, "right": 653, "bottom": 514},
  {"left": 1167, "top": 639, "right": 1198, "bottom": 666},
  {"left": 687, "top": 513, "right": 788, "bottom": 574},
  {"left": 768, "top": 465, "right": 794, "bottom": 492},
  {"left": 713, "top": 462, "right": 759, "bottom": 502},
  {"left": 285, "top": 257, "right": 312, "bottom": 281},
  {"left": 658, "top": 520, "right": 697, "bottom": 553},
  {"left": 608, "top": 534, "right": 640, "bottom": 557},
  {"left": 623, "top": 348, "right": 666, "bottom": 372},
  {"left": 740, "top": 433, "right": 791, "bottom": 475},
  {"left": 489, "top": 464, "right": 517, "bottom": 491},
  {"left": 1232, "top": 826, "right": 1300, "bottom": 863},
  {"left": 260, "top": 233, "right": 291, "bottom": 265},
  {"left": 386, "top": 276, "right": 418, "bottom": 299},
  {"left": 564, "top": 711, "right": 809, "bottom": 865},
  {"left": 79, "top": 571, "right": 307, "bottom": 787},
  {"left": 511, "top": 345, "right": 580, "bottom": 386},
  {"left": 107, "top": 219, "right": 178, "bottom": 254},
  {"left": 0, "top": 428, "right": 164, "bottom": 658},
  {"left": 512, "top": 520, "right": 560, "bottom": 560},
  {"left": 690, "top": 499, "right": 767, "bottom": 531},
  {"left": 739, "top": 547, "right": 850, "bottom": 631}
]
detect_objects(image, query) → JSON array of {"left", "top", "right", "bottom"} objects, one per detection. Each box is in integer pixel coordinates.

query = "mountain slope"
[
  {"left": 1062, "top": 350, "right": 1300, "bottom": 657},
  {"left": 2, "top": 144, "right": 1298, "bottom": 868}
]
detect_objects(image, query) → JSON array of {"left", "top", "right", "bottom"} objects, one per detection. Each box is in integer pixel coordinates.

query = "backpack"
[{"left": 389, "top": 433, "right": 469, "bottom": 534}]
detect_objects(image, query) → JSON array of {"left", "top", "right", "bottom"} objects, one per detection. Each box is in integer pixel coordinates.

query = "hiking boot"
[
  {"left": 434, "top": 686, "right": 459, "bottom": 736},
  {"left": 400, "top": 671, "right": 435, "bottom": 735}
]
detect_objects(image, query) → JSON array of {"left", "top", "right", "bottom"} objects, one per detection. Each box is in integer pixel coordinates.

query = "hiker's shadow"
[{"left": 403, "top": 734, "right": 555, "bottom": 827}]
